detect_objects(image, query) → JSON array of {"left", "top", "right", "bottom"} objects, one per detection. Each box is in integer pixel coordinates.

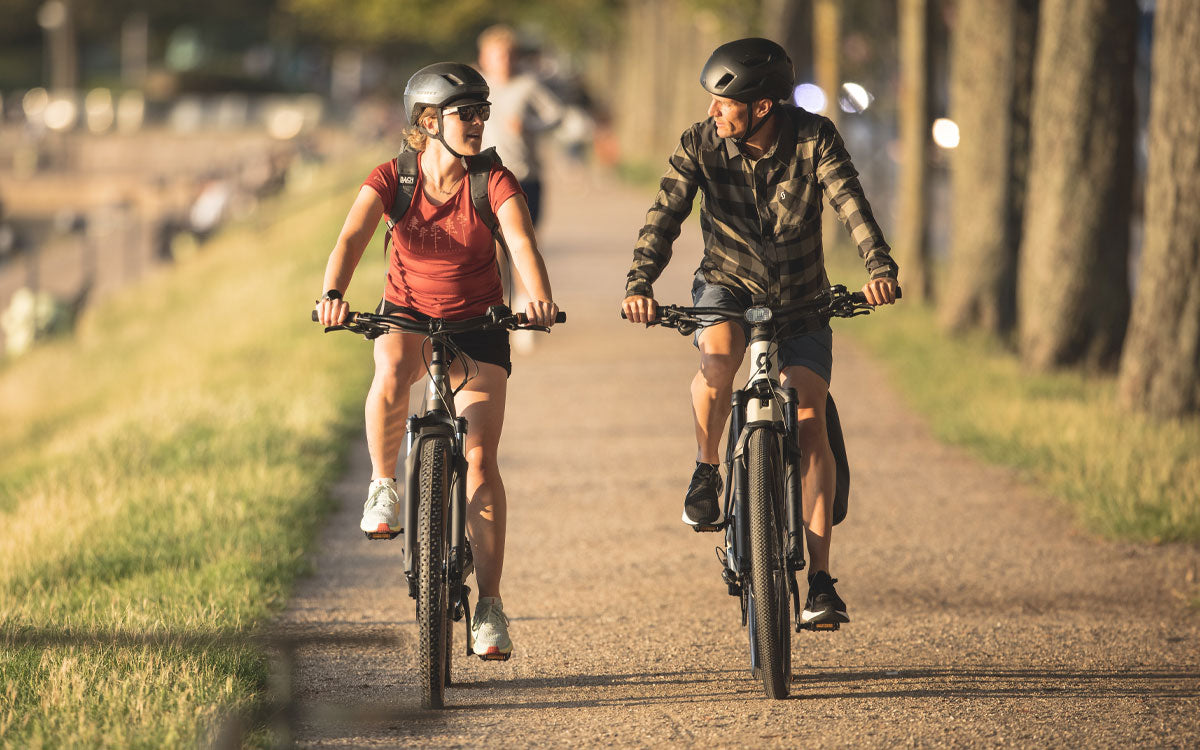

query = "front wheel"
[
  {"left": 747, "top": 428, "right": 791, "bottom": 699},
  {"left": 417, "top": 436, "right": 451, "bottom": 709}
]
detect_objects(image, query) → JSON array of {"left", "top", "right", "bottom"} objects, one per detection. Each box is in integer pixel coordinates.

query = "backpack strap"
[
  {"left": 464, "top": 147, "right": 516, "bottom": 305},
  {"left": 383, "top": 146, "right": 419, "bottom": 256},
  {"left": 465, "top": 147, "right": 504, "bottom": 247}
]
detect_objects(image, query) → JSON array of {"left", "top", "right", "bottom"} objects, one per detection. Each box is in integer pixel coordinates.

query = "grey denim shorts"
[{"left": 690, "top": 272, "right": 833, "bottom": 384}]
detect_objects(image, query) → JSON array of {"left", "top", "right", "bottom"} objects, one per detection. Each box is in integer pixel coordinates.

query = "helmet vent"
[
  {"left": 715, "top": 72, "right": 734, "bottom": 89},
  {"left": 442, "top": 74, "right": 464, "bottom": 85},
  {"left": 744, "top": 54, "right": 770, "bottom": 67}
]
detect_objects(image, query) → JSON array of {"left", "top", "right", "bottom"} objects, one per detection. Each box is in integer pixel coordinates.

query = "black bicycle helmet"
[
  {"left": 404, "top": 62, "right": 490, "bottom": 158},
  {"left": 700, "top": 38, "right": 794, "bottom": 103}
]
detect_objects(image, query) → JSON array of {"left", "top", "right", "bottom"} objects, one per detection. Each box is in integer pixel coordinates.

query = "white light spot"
[
  {"left": 838, "top": 82, "right": 873, "bottom": 113},
  {"left": 793, "top": 83, "right": 827, "bottom": 114},
  {"left": 932, "top": 118, "right": 960, "bottom": 149},
  {"left": 43, "top": 97, "right": 77, "bottom": 131}
]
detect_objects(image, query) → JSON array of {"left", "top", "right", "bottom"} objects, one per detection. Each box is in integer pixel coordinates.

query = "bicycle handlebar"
[
  {"left": 620, "top": 284, "right": 901, "bottom": 333},
  {"left": 311, "top": 305, "right": 566, "bottom": 339}
]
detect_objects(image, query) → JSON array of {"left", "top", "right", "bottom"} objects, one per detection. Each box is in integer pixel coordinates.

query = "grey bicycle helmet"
[
  {"left": 404, "top": 62, "right": 490, "bottom": 158},
  {"left": 701, "top": 38, "right": 794, "bottom": 103}
]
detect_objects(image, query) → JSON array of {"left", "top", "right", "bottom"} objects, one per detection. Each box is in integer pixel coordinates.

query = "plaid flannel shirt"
[{"left": 625, "top": 106, "right": 898, "bottom": 331}]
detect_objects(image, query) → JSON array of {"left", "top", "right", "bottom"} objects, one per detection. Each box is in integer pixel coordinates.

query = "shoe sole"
[
  {"left": 477, "top": 646, "right": 512, "bottom": 661},
  {"left": 362, "top": 522, "right": 402, "bottom": 540},
  {"left": 681, "top": 509, "right": 722, "bottom": 530},
  {"left": 801, "top": 608, "right": 850, "bottom": 625}
]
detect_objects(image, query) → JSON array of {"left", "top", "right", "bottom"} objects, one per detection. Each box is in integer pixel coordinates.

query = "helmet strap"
[
  {"left": 420, "top": 111, "right": 468, "bottom": 159},
  {"left": 734, "top": 102, "right": 775, "bottom": 145}
]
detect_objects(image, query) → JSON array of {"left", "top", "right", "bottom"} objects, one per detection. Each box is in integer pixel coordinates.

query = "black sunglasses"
[{"left": 443, "top": 103, "right": 491, "bottom": 122}]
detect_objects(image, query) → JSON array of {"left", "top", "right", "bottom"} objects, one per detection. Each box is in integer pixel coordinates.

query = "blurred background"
[{"left": 0, "top": 0, "right": 1194, "bottom": 418}]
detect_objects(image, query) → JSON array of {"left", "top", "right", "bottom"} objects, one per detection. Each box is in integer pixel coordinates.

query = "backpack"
[{"left": 382, "top": 145, "right": 508, "bottom": 258}]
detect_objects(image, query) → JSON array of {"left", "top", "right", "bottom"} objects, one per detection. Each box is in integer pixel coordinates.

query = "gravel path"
[{"left": 274, "top": 167, "right": 1200, "bottom": 748}]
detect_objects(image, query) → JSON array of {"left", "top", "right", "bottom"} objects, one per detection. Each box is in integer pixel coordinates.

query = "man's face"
[
  {"left": 708, "top": 95, "right": 749, "bottom": 138},
  {"left": 479, "top": 39, "right": 514, "bottom": 80}
]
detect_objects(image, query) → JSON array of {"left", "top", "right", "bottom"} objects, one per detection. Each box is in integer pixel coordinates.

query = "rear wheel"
[
  {"left": 417, "top": 437, "right": 451, "bottom": 709},
  {"left": 747, "top": 428, "right": 791, "bottom": 699}
]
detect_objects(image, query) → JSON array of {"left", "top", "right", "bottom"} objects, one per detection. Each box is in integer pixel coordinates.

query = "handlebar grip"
[
  {"left": 514, "top": 311, "right": 567, "bottom": 325},
  {"left": 311, "top": 310, "right": 319, "bottom": 322},
  {"left": 850, "top": 286, "right": 903, "bottom": 304}
]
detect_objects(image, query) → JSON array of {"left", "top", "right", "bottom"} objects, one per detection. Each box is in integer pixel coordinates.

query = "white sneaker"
[
  {"left": 470, "top": 597, "right": 512, "bottom": 661},
  {"left": 360, "top": 478, "right": 402, "bottom": 539}
]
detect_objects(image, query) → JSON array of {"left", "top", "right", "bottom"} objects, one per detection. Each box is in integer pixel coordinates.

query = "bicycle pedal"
[
  {"left": 798, "top": 621, "right": 840, "bottom": 632},
  {"left": 692, "top": 523, "right": 723, "bottom": 533},
  {"left": 478, "top": 650, "right": 511, "bottom": 662},
  {"left": 364, "top": 529, "right": 402, "bottom": 540}
]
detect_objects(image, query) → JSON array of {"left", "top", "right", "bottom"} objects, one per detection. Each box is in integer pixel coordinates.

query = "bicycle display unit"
[
  {"left": 635, "top": 284, "right": 896, "bottom": 699},
  {"left": 313, "top": 303, "right": 565, "bottom": 709}
]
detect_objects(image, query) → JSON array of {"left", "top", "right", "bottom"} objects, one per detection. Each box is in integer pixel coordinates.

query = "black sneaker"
[
  {"left": 683, "top": 462, "right": 722, "bottom": 526},
  {"left": 801, "top": 570, "right": 850, "bottom": 625}
]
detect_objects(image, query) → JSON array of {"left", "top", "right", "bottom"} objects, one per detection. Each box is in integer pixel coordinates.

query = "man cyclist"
[{"left": 621, "top": 38, "right": 898, "bottom": 627}]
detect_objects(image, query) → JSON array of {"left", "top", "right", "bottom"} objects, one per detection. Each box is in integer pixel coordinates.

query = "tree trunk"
[
  {"left": 1117, "top": 1, "right": 1200, "bottom": 417},
  {"left": 940, "top": 0, "right": 1038, "bottom": 335},
  {"left": 813, "top": 0, "right": 843, "bottom": 253},
  {"left": 896, "top": 0, "right": 935, "bottom": 303},
  {"left": 761, "top": 0, "right": 813, "bottom": 83},
  {"left": 1017, "top": 0, "right": 1137, "bottom": 371}
]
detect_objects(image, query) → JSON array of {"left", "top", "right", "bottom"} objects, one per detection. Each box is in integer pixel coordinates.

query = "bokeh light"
[
  {"left": 85, "top": 88, "right": 115, "bottom": 133},
  {"left": 22, "top": 87, "right": 49, "bottom": 121},
  {"left": 793, "top": 83, "right": 827, "bottom": 113},
  {"left": 43, "top": 96, "right": 78, "bottom": 131},
  {"left": 932, "top": 118, "right": 960, "bottom": 149},
  {"left": 838, "top": 82, "right": 874, "bottom": 113}
]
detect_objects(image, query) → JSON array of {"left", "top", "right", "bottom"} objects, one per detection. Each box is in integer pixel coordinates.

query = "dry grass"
[{"left": 0, "top": 151, "right": 388, "bottom": 747}]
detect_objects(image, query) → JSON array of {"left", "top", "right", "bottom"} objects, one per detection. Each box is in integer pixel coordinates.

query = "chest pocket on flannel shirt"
[{"left": 775, "top": 175, "right": 819, "bottom": 225}]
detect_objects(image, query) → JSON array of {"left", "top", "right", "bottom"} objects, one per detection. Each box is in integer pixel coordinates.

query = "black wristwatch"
[{"left": 322, "top": 289, "right": 342, "bottom": 302}]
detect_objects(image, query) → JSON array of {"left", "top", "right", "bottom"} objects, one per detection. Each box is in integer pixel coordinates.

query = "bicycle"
[
  {"left": 312, "top": 303, "right": 565, "bottom": 709},
  {"left": 626, "top": 284, "right": 897, "bottom": 699}
]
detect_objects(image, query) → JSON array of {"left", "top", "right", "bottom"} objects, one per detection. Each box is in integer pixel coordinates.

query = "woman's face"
[{"left": 425, "top": 103, "right": 488, "bottom": 155}]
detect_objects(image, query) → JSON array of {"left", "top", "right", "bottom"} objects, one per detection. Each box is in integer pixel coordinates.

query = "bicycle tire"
[
  {"left": 417, "top": 436, "right": 451, "bottom": 709},
  {"left": 747, "top": 428, "right": 791, "bottom": 699},
  {"left": 444, "top": 601, "right": 453, "bottom": 686}
]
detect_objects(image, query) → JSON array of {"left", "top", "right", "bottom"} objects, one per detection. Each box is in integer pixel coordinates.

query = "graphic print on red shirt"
[{"left": 362, "top": 155, "right": 525, "bottom": 319}]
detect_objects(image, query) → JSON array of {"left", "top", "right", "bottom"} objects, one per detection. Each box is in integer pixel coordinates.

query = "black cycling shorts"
[{"left": 376, "top": 299, "right": 512, "bottom": 377}]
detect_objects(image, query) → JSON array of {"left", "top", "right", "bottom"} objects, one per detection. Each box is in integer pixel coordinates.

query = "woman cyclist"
[{"left": 314, "top": 62, "right": 559, "bottom": 660}]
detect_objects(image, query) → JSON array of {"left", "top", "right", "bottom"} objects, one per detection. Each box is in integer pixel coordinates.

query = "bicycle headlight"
[{"left": 744, "top": 306, "right": 773, "bottom": 324}]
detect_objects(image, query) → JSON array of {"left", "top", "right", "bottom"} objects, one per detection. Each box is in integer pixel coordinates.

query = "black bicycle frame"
[{"left": 401, "top": 338, "right": 473, "bottom": 633}]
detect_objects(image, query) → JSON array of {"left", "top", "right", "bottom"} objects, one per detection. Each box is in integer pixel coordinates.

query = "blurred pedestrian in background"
[{"left": 476, "top": 24, "right": 564, "bottom": 229}]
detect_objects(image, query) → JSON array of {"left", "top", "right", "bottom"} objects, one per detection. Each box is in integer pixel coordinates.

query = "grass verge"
[
  {"left": 828, "top": 266, "right": 1200, "bottom": 544},
  {"left": 0, "top": 149, "right": 388, "bottom": 747}
]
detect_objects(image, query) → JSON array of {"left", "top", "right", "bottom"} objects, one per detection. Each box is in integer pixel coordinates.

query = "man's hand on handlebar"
[
  {"left": 622, "top": 294, "right": 658, "bottom": 324},
  {"left": 316, "top": 290, "right": 349, "bottom": 327},
  {"left": 525, "top": 299, "right": 561, "bottom": 328},
  {"left": 861, "top": 277, "right": 899, "bottom": 306}
]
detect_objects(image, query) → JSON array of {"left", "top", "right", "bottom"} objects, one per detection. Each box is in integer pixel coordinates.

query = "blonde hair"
[
  {"left": 404, "top": 106, "right": 437, "bottom": 151},
  {"left": 477, "top": 24, "right": 517, "bottom": 51}
]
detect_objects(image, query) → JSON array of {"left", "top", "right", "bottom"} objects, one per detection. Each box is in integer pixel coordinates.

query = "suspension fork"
[
  {"left": 447, "top": 417, "right": 469, "bottom": 607},
  {"left": 781, "top": 386, "right": 806, "bottom": 573}
]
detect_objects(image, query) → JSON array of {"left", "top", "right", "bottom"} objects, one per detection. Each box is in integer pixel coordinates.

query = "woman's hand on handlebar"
[
  {"left": 622, "top": 294, "right": 658, "bottom": 324},
  {"left": 862, "top": 277, "right": 899, "bottom": 306},
  {"left": 315, "top": 291, "right": 350, "bottom": 327},
  {"left": 525, "top": 299, "right": 560, "bottom": 328}
]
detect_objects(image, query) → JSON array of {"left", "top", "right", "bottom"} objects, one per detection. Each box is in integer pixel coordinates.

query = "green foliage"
[
  {"left": 0, "top": 152, "right": 387, "bottom": 746},
  {"left": 830, "top": 288, "right": 1200, "bottom": 544},
  {"left": 284, "top": 0, "right": 619, "bottom": 48}
]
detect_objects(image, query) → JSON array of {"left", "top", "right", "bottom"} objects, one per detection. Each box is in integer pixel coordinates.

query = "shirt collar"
[{"left": 720, "top": 107, "right": 793, "bottom": 164}]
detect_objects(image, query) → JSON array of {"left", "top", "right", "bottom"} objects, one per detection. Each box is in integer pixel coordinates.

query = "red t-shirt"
[{"left": 363, "top": 156, "right": 524, "bottom": 319}]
